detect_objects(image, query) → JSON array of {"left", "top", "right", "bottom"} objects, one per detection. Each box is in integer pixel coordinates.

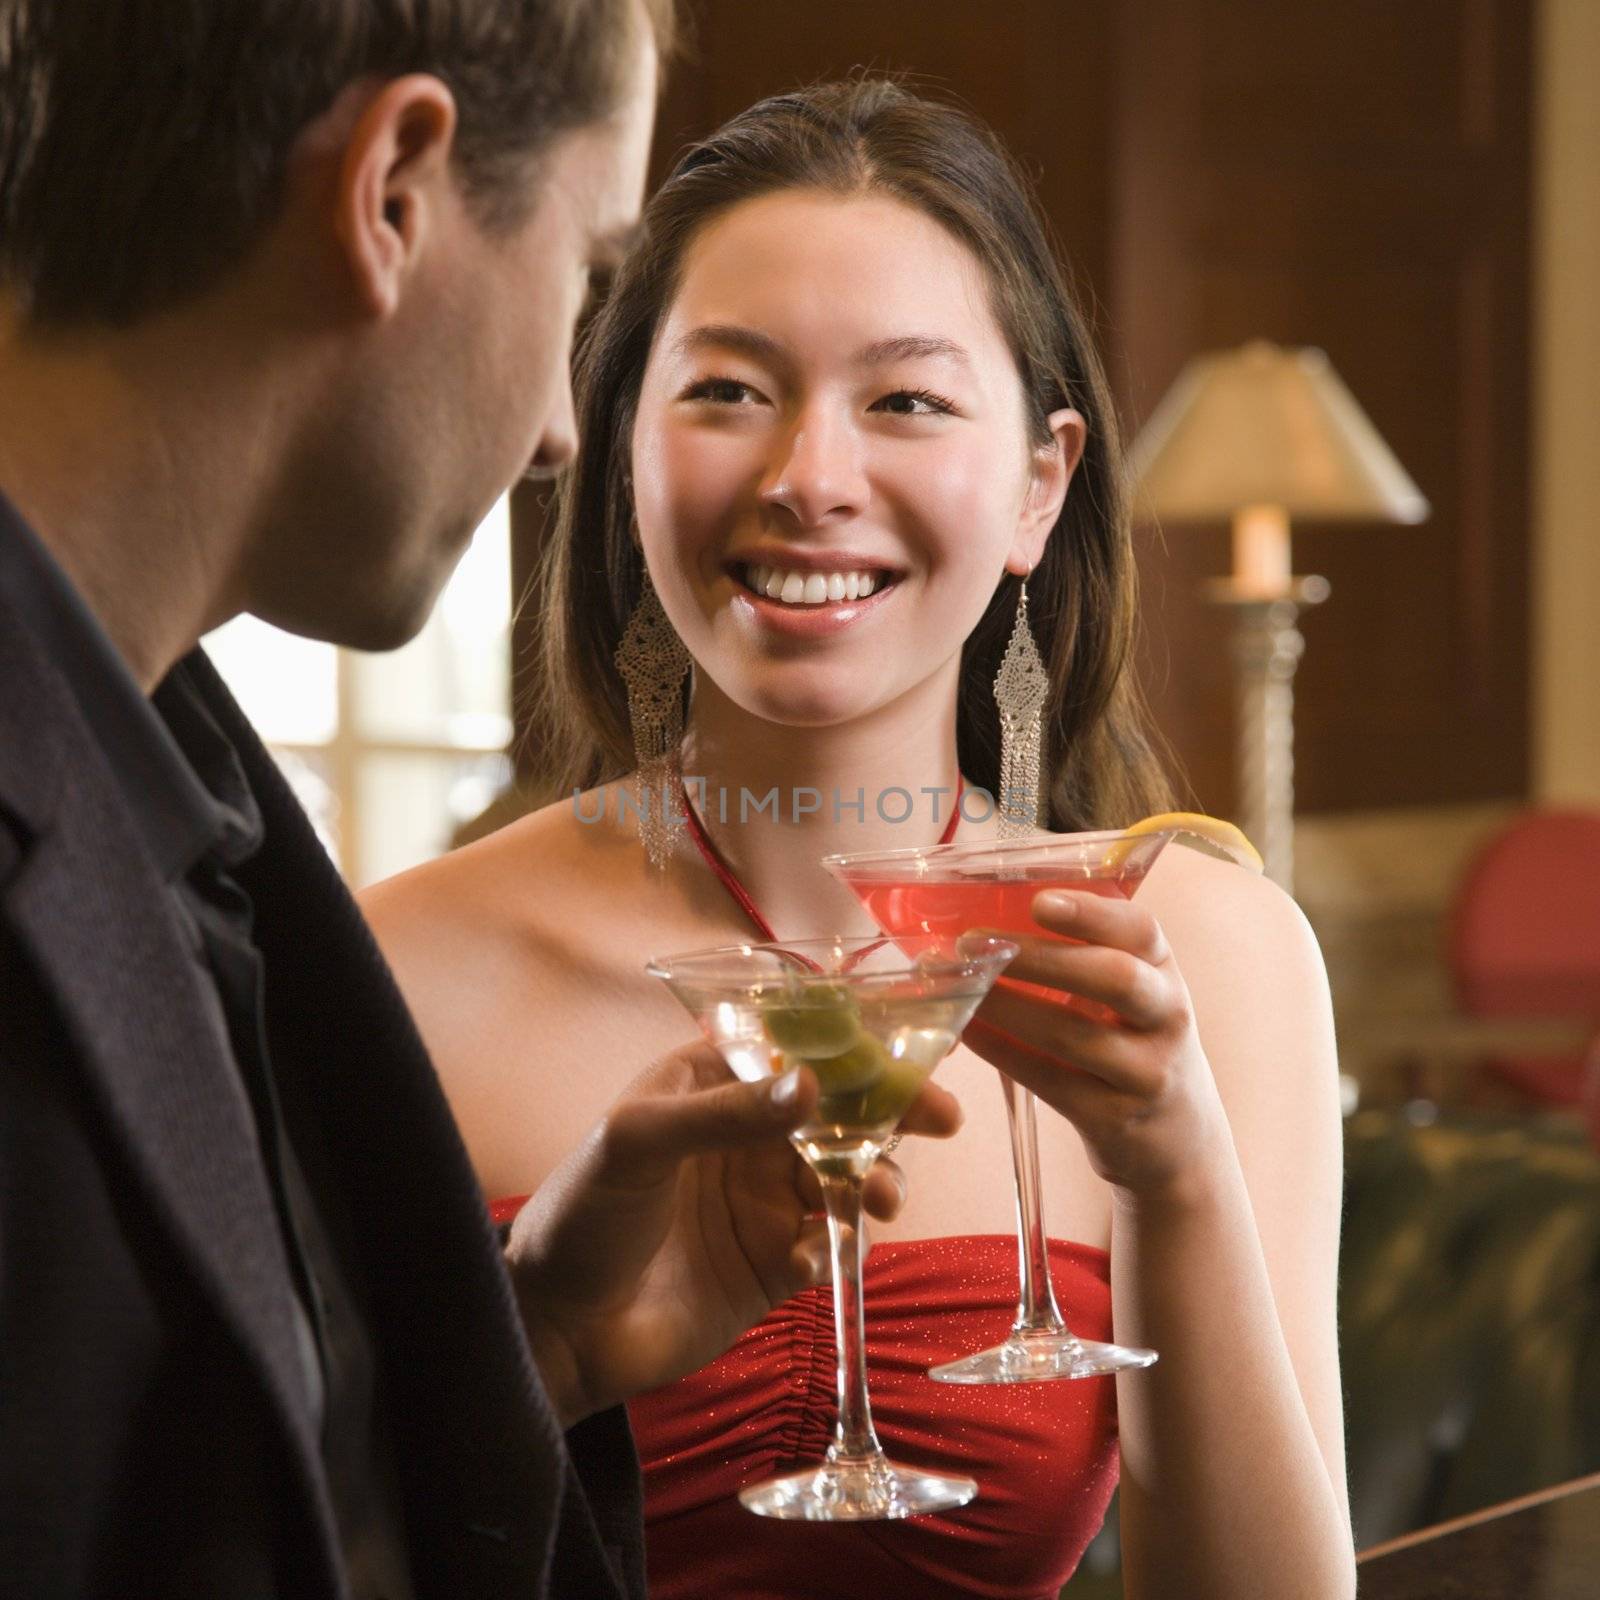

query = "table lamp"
[{"left": 1128, "top": 340, "right": 1430, "bottom": 893}]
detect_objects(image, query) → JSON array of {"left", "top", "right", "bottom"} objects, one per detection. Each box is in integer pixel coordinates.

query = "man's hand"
[{"left": 505, "top": 1041, "right": 962, "bottom": 1428}]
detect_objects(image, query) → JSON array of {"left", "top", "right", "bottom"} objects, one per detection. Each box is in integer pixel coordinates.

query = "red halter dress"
[
  {"left": 635, "top": 786, "right": 1121, "bottom": 1596},
  {"left": 496, "top": 782, "right": 1124, "bottom": 1596},
  {"left": 626, "top": 1235, "right": 1120, "bottom": 1599}
]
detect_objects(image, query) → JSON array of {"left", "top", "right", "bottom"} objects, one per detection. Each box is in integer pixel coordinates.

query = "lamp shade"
[{"left": 1127, "top": 341, "right": 1430, "bottom": 524}]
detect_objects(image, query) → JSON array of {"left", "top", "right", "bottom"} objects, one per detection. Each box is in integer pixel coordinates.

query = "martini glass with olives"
[{"left": 648, "top": 932, "right": 1017, "bottom": 1521}]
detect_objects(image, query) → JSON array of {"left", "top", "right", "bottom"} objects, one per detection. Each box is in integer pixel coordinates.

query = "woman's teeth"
[{"left": 743, "top": 564, "right": 882, "bottom": 605}]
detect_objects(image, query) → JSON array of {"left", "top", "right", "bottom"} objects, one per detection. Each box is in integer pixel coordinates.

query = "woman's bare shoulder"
[
  {"left": 1140, "top": 842, "right": 1324, "bottom": 985},
  {"left": 358, "top": 784, "right": 676, "bottom": 1195},
  {"left": 1139, "top": 843, "right": 1338, "bottom": 1104},
  {"left": 361, "top": 783, "right": 629, "bottom": 937},
  {"left": 357, "top": 782, "right": 643, "bottom": 1028}
]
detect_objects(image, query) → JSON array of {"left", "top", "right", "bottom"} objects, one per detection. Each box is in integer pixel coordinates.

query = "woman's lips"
[{"left": 728, "top": 569, "right": 900, "bottom": 638}]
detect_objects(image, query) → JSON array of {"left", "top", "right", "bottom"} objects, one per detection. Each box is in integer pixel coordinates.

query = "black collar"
[{"left": 0, "top": 488, "right": 261, "bottom": 880}]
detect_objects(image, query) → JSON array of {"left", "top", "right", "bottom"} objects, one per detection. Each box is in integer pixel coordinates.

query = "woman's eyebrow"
[
  {"left": 665, "top": 318, "right": 784, "bottom": 360},
  {"left": 671, "top": 323, "right": 793, "bottom": 371},
  {"left": 856, "top": 334, "right": 972, "bottom": 367},
  {"left": 669, "top": 325, "right": 971, "bottom": 373}
]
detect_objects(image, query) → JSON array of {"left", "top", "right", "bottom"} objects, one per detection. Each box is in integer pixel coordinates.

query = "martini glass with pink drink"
[
  {"left": 822, "top": 828, "right": 1173, "bottom": 1383},
  {"left": 648, "top": 932, "right": 1017, "bottom": 1520}
]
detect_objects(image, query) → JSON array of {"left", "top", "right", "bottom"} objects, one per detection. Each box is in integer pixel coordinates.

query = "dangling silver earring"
[
  {"left": 993, "top": 574, "right": 1049, "bottom": 837},
  {"left": 614, "top": 567, "right": 691, "bottom": 869}
]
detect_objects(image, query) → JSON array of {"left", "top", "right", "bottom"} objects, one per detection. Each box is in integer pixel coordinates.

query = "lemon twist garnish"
[{"left": 1119, "top": 812, "right": 1264, "bottom": 872}]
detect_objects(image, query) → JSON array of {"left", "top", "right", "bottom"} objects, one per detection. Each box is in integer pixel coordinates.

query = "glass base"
[
  {"left": 929, "top": 1329, "right": 1158, "bottom": 1384},
  {"left": 739, "top": 1454, "right": 977, "bottom": 1521}
]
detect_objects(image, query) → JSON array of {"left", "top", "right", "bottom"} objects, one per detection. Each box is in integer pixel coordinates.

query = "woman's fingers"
[
  {"left": 967, "top": 993, "right": 1157, "bottom": 1095},
  {"left": 961, "top": 894, "right": 1228, "bottom": 1197},
  {"left": 988, "top": 944, "right": 1174, "bottom": 1032},
  {"left": 1029, "top": 888, "right": 1171, "bottom": 962},
  {"left": 964, "top": 892, "right": 1180, "bottom": 1030},
  {"left": 1017, "top": 883, "right": 1171, "bottom": 953},
  {"left": 962, "top": 1016, "right": 1112, "bottom": 1119}
]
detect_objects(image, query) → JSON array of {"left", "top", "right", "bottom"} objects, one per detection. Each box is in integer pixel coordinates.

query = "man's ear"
[
  {"left": 333, "top": 75, "right": 459, "bottom": 319},
  {"left": 1005, "top": 408, "right": 1087, "bottom": 576}
]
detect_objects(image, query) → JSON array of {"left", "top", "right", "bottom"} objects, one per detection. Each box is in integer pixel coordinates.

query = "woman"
[{"left": 363, "top": 79, "right": 1355, "bottom": 1600}]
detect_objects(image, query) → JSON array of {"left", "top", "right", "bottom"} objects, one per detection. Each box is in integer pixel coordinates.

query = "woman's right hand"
[{"left": 961, "top": 887, "right": 1237, "bottom": 1203}]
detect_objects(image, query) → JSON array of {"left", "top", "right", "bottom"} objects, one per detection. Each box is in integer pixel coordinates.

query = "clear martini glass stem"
[
  {"left": 927, "top": 1062, "right": 1157, "bottom": 1384},
  {"left": 1002, "top": 1078, "right": 1070, "bottom": 1336},
  {"left": 819, "top": 1166, "right": 885, "bottom": 1465},
  {"left": 739, "top": 1145, "right": 977, "bottom": 1515}
]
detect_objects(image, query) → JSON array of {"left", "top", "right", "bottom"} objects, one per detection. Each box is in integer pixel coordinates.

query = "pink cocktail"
[{"left": 823, "top": 829, "right": 1171, "bottom": 1383}]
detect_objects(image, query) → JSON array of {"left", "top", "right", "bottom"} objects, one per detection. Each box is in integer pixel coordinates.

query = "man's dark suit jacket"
[{"left": 0, "top": 577, "right": 645, "bottom": 1598}]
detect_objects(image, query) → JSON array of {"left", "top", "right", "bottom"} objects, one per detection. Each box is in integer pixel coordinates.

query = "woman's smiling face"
[{"left": 631, "top": 187, "right": 1080, "bottom": 729}]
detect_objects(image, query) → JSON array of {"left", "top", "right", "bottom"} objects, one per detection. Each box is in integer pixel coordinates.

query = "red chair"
[{"left": 1449, "top": 809, "right": 1600, "bottom": 1107}]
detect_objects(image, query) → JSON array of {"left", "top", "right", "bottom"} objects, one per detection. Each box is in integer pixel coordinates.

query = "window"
[{"left": 204, "top": 498, "right": 514, "bottom": 887}]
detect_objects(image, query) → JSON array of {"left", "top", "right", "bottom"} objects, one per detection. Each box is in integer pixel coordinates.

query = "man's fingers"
[
  {"left": 599, "top": 1067, "right": 818, "bottom": 1184},
  {"left": 796, "top": 1160, "right": 824, "bottom": 1212},
  {"left": 633, "top": 1039, "right": 742, "bottom": 1097},
  {"left": 789, "top": 1218, "right": 832, "bottom": 1289},
  {"left": 895, "top": 1079, "right": 963, "bottom": 1138},
  {"left": 636, "top": 1044, "right": 961, "bottom": 1144},
  {"left": 863, "top": 1156, "right": 908, "bottom": 1221}
]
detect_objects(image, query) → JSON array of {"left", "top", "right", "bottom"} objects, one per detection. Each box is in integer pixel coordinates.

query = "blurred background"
[{"left": 209, "top": 0, "right": 1600, "bottom": 1588}]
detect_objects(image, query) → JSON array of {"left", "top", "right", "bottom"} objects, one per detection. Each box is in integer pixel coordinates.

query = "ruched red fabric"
[{"left": 626, "top": 1235, "right": 1121, "bottom": 1600}]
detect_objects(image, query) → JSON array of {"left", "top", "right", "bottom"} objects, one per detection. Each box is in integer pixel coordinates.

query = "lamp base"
[{"left": 1201, "top": 575, "right": 1329, "bottom": 895}]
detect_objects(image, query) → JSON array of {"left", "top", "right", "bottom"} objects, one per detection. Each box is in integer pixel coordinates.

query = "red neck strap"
[{"left": 679, "top": 776, "right": 963, "bottom": 942}]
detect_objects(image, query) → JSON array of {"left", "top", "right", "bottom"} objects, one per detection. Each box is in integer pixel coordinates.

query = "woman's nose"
[{"left": 757, "top": 409, "right": 869, "bottom": 528}]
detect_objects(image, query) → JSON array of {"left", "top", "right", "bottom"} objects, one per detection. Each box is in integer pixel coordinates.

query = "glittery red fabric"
[{"left": 627, "top": 1235, "right": 1120, "bottom": 1600}]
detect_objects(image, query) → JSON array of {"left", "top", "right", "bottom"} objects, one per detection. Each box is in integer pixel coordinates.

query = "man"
[{"left": 0, "top": 4, "right": 955, "bottom": 1596}]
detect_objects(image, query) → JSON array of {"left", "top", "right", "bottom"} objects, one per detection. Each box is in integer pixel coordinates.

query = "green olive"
[
  {"left": 763, "top": 985, "right": 860, "bottom": 1059},
  {"left": 852, "top": 1058, "right": 930, "bottom": 1126},
  {"left": 810, "top": 1034, "right": 892, "bottom": 1096}
]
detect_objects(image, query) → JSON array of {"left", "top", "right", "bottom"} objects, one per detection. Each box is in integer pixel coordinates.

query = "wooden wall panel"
[
  {"left": 654, "top": 1, "right": 1116, "bottom": 295},
  {"left": 1114, "top": 0, "right": 1532, "bottom": 814}
]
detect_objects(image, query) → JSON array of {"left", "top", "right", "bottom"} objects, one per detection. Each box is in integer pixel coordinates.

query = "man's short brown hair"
[{"left": 0, "top": 0, "right": 674, "bottom": 326}]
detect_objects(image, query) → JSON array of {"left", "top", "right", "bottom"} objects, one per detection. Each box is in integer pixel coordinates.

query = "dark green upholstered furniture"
[
  {"left": 1063, "top": 1110, "right": 1600, "bottom": 1596},
  {"left": 1341, "top": 1110, "right": 1600, "bottom": 1548}
]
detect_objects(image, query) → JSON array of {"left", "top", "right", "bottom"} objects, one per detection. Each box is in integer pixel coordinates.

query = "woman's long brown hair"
[{"left": 531, "top": 77, "right": 1174, "bottom": 831}]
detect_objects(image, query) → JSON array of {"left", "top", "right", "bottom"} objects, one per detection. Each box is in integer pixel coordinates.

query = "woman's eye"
[
  {"left": 684, "top": 377, "right": 755, "bottom": 405},
  {"left": 872, "top": 389, "right": 954, "bottom": 417}
]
